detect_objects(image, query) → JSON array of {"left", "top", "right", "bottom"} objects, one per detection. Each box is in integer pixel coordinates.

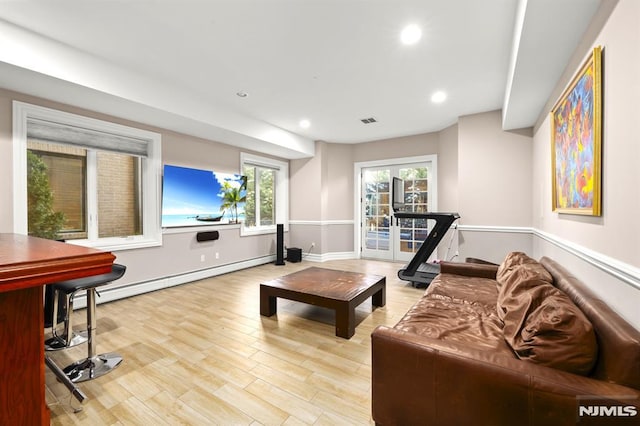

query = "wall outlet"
[
  {"left": 311, "top": 242, "right": 315, "bottom": 248},
  {"left": 200, "top": 254, "right": 205, "bottom": 262},
  {"left": 215, "top": 252, "right": 220, "bottom": 259}
]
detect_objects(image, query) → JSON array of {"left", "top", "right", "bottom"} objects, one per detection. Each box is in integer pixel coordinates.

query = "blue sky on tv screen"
[{"left": 161, "top": 164, "right": 245, "bottom": 227}]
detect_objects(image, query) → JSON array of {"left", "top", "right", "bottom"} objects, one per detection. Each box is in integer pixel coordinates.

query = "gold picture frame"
[{"left": 550, "top": 46, "right": 602, "bottom": 216}]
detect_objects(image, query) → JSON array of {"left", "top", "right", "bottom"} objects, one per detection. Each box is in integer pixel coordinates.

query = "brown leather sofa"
[{"left": 372, "top": 253, "right": 640, "bottom": 425}]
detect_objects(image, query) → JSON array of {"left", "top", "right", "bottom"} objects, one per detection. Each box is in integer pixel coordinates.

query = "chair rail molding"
[
  {"left": 459, "top": 224, "right": 640, "bottom": 290},
  {"left": 534, "top": 229, "right": 640, "bottom": 291},
  {"left": 289, "top": 220, "right": 355, "bottom": 226}
]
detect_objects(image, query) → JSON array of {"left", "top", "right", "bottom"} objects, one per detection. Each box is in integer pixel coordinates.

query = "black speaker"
[
  {"left": 275, "top": 224, "right": 285, "bottom": 265},
  {"left": 287, "top": 247, "right": 302, "bottom": 263},
  {"left": 196, "top": 231, "right": 219, "bottom": 242}
]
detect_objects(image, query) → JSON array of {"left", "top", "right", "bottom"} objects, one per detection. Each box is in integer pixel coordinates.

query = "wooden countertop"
[{"left": 0, "top": 233, "right": 116, "bottom": 293}]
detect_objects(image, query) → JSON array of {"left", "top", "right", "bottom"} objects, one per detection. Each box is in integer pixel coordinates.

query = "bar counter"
[{"left": 0, "top": 234, "right": 114, "bottom": 425}]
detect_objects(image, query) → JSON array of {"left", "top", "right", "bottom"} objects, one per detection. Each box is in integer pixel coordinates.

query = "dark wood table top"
[
  {"left": 0, "top": 233, "right": 115, "bottom": 293},
  {"left": 262, "top": 267, "right": 385, "bottom": 301}
]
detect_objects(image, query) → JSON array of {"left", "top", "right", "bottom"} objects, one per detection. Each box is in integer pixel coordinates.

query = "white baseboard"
[
  {"left": 304, "top": 251, "right": 358, "bottom": 263},
  {"left": 71, "top": 255, "right": 276, "bottom": 309}
]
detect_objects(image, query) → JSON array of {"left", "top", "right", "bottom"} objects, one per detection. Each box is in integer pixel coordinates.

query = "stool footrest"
[
  {"left": 63, "top": 353, "right": 123, "bottom": 383},
  {"left": 45, "top": 331, "right": 88, "bottom": 351}
]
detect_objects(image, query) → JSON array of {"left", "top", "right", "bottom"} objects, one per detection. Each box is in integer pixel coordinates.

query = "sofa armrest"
[
  {"left": 439, "top": 261, "right": 498, "bottom": 279},
  {"left": 372, "top": 326, "right": 640, "bottom": 426}
]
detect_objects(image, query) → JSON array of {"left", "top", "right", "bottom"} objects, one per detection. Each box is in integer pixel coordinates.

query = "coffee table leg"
[
  {"left": 335, "top": 304, "right": 355, "bottom": 339},
  {"left": 372, "top": 283, "right": 386, "bottom": 307},
  {"left": 260, "top": 286, "right": 276, "bottom": 316}
]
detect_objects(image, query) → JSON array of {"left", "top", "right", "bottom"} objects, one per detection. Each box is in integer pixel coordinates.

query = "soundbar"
[{"left": 196, "top": 231, "right": 220, "bottom": 242}]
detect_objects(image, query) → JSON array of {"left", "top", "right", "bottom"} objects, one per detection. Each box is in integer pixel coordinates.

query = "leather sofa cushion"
[
  {"left": 496, "top": 252, "right": 552, "bottom": 291},
  {"left": 395, "top": 273, "right": 513, "bottom": 354},
  {"left": 499, "top": 271, "right": 598, "bottom": 376},
  {"left": 496, "top": 258, "right": 553, "bottom": 321}
]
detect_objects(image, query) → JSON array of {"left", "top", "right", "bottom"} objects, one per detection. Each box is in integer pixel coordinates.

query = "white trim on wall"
[
  {"left": 534, "top": 229, "right": 640, "bottom": 291},
  {"left": 289, "top": 220, "right": 354, "bottom": 226},
  {"left": 70, "top": 254, "right": 276, "bottom": 309},
  {"left": 458, "top": 224, "right": 532, "bottom": 234},
  {"left": 70, "top": 249, "right": 357, "bottom": 309},
  {"left": 460, "top": 225, "right": 640, "bottom": 291},
  {"left": 304, "top": 251, "right": 358, "bottom": 263}
]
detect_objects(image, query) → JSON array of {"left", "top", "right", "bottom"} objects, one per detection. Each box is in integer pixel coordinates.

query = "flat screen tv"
[
  {"left": 161, "top": 164, "right": 246, "bottom": 228},
  {"left": 392, "top": 177, "right": 405, "bottom": 212}
]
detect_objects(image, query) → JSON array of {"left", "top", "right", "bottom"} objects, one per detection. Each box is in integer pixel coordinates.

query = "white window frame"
[
  {"left": 12, "top": 101, "right": 163, "bottom": 251},
  {"left": 240, "top": 152, "right": 289, "bottom": 236}
]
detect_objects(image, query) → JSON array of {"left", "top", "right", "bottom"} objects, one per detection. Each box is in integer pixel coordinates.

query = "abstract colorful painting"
[{"left": 551, "top": 46, "right": 602, "bottom": 216}]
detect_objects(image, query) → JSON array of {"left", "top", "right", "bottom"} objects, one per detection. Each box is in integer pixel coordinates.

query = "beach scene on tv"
[{"left": 161, "top": 164, "right": 246, "bottom": 228}]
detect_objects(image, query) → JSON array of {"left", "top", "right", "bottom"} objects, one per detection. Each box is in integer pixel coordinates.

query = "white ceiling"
[{"left": 0, "top": 0, "right": 601, "bottom": 159}]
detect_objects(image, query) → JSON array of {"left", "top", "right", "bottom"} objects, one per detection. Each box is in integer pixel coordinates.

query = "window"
[
  {"left": 244, "top": 166, "right": 276, "bottom": 227},
  {"left": 241, "top": 153, "right": 288, "bottom": 235},
  {"left": 14, "top": 101, "right": 162, "bottom": 251}
]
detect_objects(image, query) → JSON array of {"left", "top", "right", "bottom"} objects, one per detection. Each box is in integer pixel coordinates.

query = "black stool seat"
[
  {"left": 46, "top": 264, "right": 126, "bottom": 351},
  {"left": 53, "top": 264, "right": 126, "bottom": 294},
  {"left": 45, "top": 264, "right": 126, "bottom": 384}
]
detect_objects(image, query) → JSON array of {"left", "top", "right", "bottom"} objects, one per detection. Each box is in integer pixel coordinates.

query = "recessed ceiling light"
[
  {"left": 236, "top": 91, "right": 248, "bottom": 98},
  {"left": 400, "top": 24, "right": 422, "bottom": 45},
  {"left": 431, "top": 91, "right": 447, "bottom": 103},
  {"left": 299, "top": 119, "right": 310, "bottom": 129}
]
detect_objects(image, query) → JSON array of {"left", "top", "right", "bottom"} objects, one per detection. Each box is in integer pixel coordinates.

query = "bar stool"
[
  {"left": 49, "top": 264, "right": 126, "bottom": 383},
  {"left": 45, "top": 284, "right": 89, "bottom": 351}
]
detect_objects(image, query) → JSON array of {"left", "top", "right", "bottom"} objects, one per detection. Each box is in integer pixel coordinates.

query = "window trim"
[
  {"left": 240, "top": 152, "right": 288, "bottom": 236},
  {"left": 13, "top": 101, "right": 162, "bottom": 251}
]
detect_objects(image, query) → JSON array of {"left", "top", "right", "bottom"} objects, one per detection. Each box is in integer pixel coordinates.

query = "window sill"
[
  {"left": 241, "top": 224, "right": 290, "bottom": 237},
  {"left": 66, "top": 236, "right": 162, "bottom": 252}
]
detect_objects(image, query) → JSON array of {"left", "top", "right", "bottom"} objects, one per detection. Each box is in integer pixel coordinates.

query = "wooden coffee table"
[{"left": 260, "top": 267, "right": 386, "bottom": 339}]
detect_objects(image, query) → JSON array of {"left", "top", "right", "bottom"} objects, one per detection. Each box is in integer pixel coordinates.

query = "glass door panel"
[
  {"left": 362, "top": 168, "right": 393, "bottom": 260},
  {"left": 395, "top": 166, "right": 432, "bottom": 262},
  {"left": 360, "top": 162, "right": 434, "bottom": 262}
]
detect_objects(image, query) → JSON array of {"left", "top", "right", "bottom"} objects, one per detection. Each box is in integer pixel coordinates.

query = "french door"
[{"left": 360, "top": 161, "right": 435, "bottom": 262}]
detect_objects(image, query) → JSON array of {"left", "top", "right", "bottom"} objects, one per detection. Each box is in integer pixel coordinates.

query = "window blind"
[{"left": 26, "top": 118, "right": 149, "bottom": 157}]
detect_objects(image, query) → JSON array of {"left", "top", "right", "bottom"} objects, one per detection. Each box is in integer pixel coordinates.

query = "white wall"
[
  {"left": 458, "top": 110, "right": 533, "bottom": 227},
  {"left": 437, "top": 123, "right": 459, "bottom": 213},
  {"left": 531, "top": 0, "right": 640, "bottom": 327},
  {"left": 456, "top": 110, "right": 534, "bottom": 262}
]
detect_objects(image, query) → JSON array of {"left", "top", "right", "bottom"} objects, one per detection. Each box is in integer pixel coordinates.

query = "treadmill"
[{"left": 395, "top": 212, "right": 460, "bottom": 288}]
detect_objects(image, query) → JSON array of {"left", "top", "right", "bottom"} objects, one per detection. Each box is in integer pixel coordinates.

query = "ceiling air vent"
[{"left": 360, "top": 117, "right": 377, "bottom": 124}]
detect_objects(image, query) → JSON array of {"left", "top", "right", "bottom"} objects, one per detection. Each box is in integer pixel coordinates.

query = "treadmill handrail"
[
  {"left": 396, "top": 212, "right": 460, "bottom": 278},
  {"left": 394, "top": 212, "right": 460, "bottom": 220}
]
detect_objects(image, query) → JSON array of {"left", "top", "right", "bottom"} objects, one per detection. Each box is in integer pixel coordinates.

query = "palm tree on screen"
[{"left": 220, "top": 176, "right": 247, "bottom": 223}]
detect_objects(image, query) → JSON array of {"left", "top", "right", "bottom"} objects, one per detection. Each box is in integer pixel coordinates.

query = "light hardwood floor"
[{"left": 45, "top": 259, "right": 424, "bottom": 425}]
